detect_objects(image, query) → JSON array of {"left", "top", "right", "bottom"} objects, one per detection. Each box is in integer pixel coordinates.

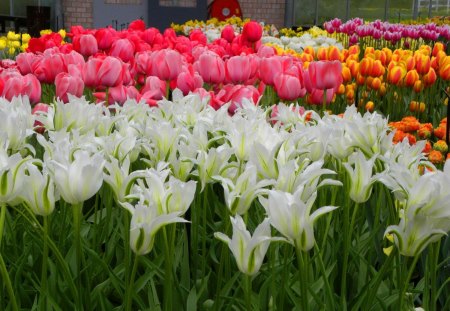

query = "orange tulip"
[
  {"left": 432, "top": 42, "right": 445, "bottom": 57},
  {"left": 375, "top": 50, "right": 387, "bottom": 65},
  {"left": 359, "top": 57, "right": 373, "bottom": 76},
  {"left": 346, "top": 88, "right": 355, "bottom": 101},
  {"left": 439, "top": 63, "right": 450, "bottom": 80},
  {"left": 379, "top": 83, "right": 387, "bottom": 96},
  {"left": 317, "top": 47, "right": 327, "bottom": 61},
  {"left": 409, "top": 101, "right": 425, "bottom": 113},
  {"left": 327, "top": 46, "right": 341, "bottom": 61},
  {"left": 348, "top": 60, "right": 359, "bottom": 78},
  {"left": 382, "top": 48, "right": 392, "bottom": 63},
  {"left": 371, "top": 60, "right": 385, "bottom": 77},
  {"left": 356, "top": 73, "right": 365, "bottom": 86},
  {"left": 404, "top": 56, "right": 416, "bottom": 71},
  {"left": 413, "top": 80, "right": 423, "bottom": 93},
  {"left": 303, "top": 46, "right": 315, "bottom": 57},
  {"left": 337, "top": 83, "right": 346, "bottom": 95},
  {"left": 342, "top": 66, "right": 352, "bottom": 83},
  {"left": 404, "top": 70, "right": 420, "bottom": 87},
  {"left": 430, "top": 56, "right": 439, "bottom": 71},
  {"left": 364, "top": 47, "right": 375, "bottom": 56},
  {"left": 423, "top": 68, "right": 437, "bottom": 86},
  {"left": 419, "top": 45, "right": 432, "bottom": 55},
  {"left": 348, "top": 45, "right": 360, "bottom": 56},
  {"left": 300, "top": 53, "right": 314, "bottom": 63},
  {"left": 387, "top": 66, "right": 406, "bottom": 85},
  {"left": 371, "top": 77, "right": 382, "bottom": 90},
  {"left": 415, "top": 54, "right": 431, "bottom": 75},
  {"left": 365, "top": 101, "right": 374, "bottom": 112}
]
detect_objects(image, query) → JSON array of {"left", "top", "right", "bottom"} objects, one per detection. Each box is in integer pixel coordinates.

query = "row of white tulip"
[{"left": 0, "top": 92, "right": 449, "bottom": 309}]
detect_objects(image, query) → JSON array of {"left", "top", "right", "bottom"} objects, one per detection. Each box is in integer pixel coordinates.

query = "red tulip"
[
  {"left": 109, "top": 38, "right": 135, "bottom": 63},
  {"left": 128, "top": 19, "right": 146, "bottom": 32},
  {"left": 95, "top": 27, "right": 116, "bottom": 50},
  {"left": 221, "top": 25, "right": 236, "bottom": 43},
  {"left": 225, "top": 55, "right": 252, "bottom": 84},
  {"left": 150, "top": 49, "right": 183, "bottom": 81},
  {"left": 274, "top": 73, "right": 306, "bottom": 101},
  {"left": 55, "top": 72, "right": 84, "bottom": 103},
  {"left": 72, "top": 34, "right": 98, "bottom": 57},
  {"left": 141, "top": 28, "right": 160, "bottom": 45},
  {"left": 242, "top": 21, "right": 263, "bottom": 43},
  {"left": 189, "top": 29, "right": 207, "bottom": 45},
  {"left": 307, "top": 88, "right": 334, "bottom": 105},
  {"left": 307, "top": 61, "right": 342, "bottom": 91},
  {"left": 22, "top": 74, "right": 42, "bottom": 104},
  {"left": 194, "top": 51, "right": 225, "bottom": 84}
]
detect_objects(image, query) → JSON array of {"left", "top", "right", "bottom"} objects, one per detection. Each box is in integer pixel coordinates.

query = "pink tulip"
[
  {"left": 22, "top": 74, "right": 42, "bottom": 104},
  {"left": 176, "top": 65, "right": 203, "bottom": 95},
  {"left": 63, "top": 51, "right": 85, "bottom": 69},
  {"left": 128, "top": 19, "right": 146, "bottom": 32},
  {"left": 150, "top": 49, "right": 183, "bottom": 81},
  {"left": 216, "top": 84, "right": 260, "bottom": 114},
  {"left": 32, "top": 53, "right": 65, "bottom": 84},
  {"left": 73, "top": 34, "right": 98, "bottom": 57},
  {"left": 109, "top": 38, "right": 135, "bottom": 63},
  {"left": 307, "top": 61, "right": 342, "bottom": 91},
  {"left": 194, "top": 51, "right": 225, "bottom": 84},
  {"left": 84, "top": 56, "right": 124, "bottom": 88},
  {"left": 225, "top": 55, "right": 252, "bottom": 84},
  {"left": 16, "top": 53, "right": 39, "bottom": 75},
  {"left": 257, "top": 45, "right": 276, "bottom": 58},
  {"left": 307, "top": 89, "right": 334, "bottom": 105},
  {"left": 259, "top": 56, "right": 282, "bottom": 86},
  {"left": 189, "top": 29, "right": 207, "bottom": 45},
  {"left": 2, "top": 76, "right": 23, "bottom": 100},
  {"left": 94, "top": 85, "right": 139, "bottom": 105},
  {"left": 274, "top": 73, "right": 306, "bottom": 101},
  {"left": 141, "top": 76, "right": 166, "bottom": 98},
  {"left": 55, "top": 72, "right": 84, "bottom": 103}
]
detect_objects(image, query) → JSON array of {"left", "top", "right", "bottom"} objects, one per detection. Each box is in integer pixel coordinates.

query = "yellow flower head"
[
  {"left": 8, "top": 47, "right": 16, "bottom": 55},
  {"left": 21, "top": 43, "right": 28, "bottom": 52},
  {"left": 11, "top": 40, "right": 20, "bottom": 48},
  {"left": 40, "top": 29, "right": 52, "bottom": 36},
  {"left": 0, "top": 38, "right": 7, "bottom": 50},
  {"left": 7, "top": 31, "right": 20, "bottom": 41},
  {"left": 21, "top": 33, "right": 31, "bottom": 43},
  {"left": 58, "top": 29, "right": 66, "bottom": 39}
]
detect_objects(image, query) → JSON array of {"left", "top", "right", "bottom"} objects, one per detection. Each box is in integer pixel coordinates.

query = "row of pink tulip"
[{"left": 0, "top": 19, "right": 343, "bottom": 112}]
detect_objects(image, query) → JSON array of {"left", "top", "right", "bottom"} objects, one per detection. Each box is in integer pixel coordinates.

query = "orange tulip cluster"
[
  {"left": 284, "top": 42, "right": 449, "bottom": 118},
  {"left": 389, "top": 116, "right": 449, "bottom": 164}
]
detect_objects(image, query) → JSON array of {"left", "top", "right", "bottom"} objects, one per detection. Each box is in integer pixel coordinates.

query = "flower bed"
[{"left": 0, "top": 18, "right": 449, "bottom": 310}]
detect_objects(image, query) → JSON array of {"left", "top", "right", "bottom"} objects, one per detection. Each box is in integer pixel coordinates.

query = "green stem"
[
  {"left": 163, "top": 226, "right": 173, "bottom": 311},
  {"left": 125, "top": 254, "right": 139, "bottom": 311},
  {"left": 72, "top": 202, "right": 84, "bottom": 311},
  {"left": 0, "top": 203, "right": 18, "bottom": 311},
  {"left": 429, "top": 241, "right": 440, "bottom": 311},
  {"left": 399, "top": 254, "right": 421, "bottom": 311},
  {"left": 39, "top": 216, "right": 49, "bottom": 311},
  {"left": 124, "top": 211, "right": 130, "bottom": 297},
  {"left": 243, "top": 274, "right": 252, "bottom": 311},
  {"left": 295, "top": 245, "right": 310, "bottom": 311},
  {"left": 322, "top": 89, "right": 328, "bottom": 116},
  {"left": 314, "top": 243, "right": 335, "bottom": 310}
]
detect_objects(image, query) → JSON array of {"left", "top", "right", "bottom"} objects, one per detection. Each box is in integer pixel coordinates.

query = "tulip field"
[{"left": 0, "top": 17, "right": 450, "bottom": 311}]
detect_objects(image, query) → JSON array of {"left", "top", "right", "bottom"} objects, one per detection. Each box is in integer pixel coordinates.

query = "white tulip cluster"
[{"left": 0, "top": 93, "right": 448, "bottom": 276}]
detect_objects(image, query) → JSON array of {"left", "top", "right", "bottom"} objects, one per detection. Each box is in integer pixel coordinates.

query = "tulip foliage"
[{"left": 0, "top": 94, "right": 448, "bottom": 311}]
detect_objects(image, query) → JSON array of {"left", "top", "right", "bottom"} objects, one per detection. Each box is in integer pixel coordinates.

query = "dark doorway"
[{"left": 148, "top": 0, "right": 207, "bottom": 31}]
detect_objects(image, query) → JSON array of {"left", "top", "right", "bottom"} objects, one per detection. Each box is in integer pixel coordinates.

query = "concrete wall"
[{"left": 239, "top": 0, "right": 286, "bottom": 28}]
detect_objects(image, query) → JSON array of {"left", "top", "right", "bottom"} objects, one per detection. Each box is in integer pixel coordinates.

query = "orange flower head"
[
  {"left": 303, "top": 46, "right": 315, "bottom": 57},
  {"left": 328, "top": 46, "right": 341, "bottom": 61},
  {"left": 409, "top": 100, "right": 425, "bottom": 113},
  {"left": 356, "top": 73, "right": 365, "bottom": 86},
  {"left": 364, "top": 46, "right": 375, "bottom": 56},
  {"left": 371, "top": 77, "right": 382, "bottom": 90},
  {"left": 439, "top": 55, "right": 450, "bottom": 68},
  {"left": 346, "top": 88, "right": 355, "bottom": 101},
  {"left": 415, "top": 54, "right": 431, "bottom": 75},
  {"left": 375, "top": 50, "right": 387, "bottom": 65},
  {"left": 300, "top": 53, "right": 314, "bottom": 63},
  {"left": 413, "top": 80, "right": 423, "bottom": 93},
  {"left": 359, "top": 57, "right": 374, "bottom": 76},
  {"left": 439, "top": 63, "right": 450, "bottom": 80},
  {"left": 348, "top": 45, "right": 360, "bottom": 56},
  {"left": 379, "top": 83, "right": 387, "bottom": 96},
  {"left": 337, "top": 83, "right": 346, "bottom": 95},
  {"left": 433, "top": 140, "right": 448, "bottom": 153},
  {"left": 429, "top": 150, "right": 444, "bottom": 164},
  {"left": 405, "top": 70, "right": 420, "bottom": 87},
  {"left": 423, "top": 68, "right": 437, "bottom": 86},
  {"left": 418, "top": 127, "right": 431, "bottom": 139},
  {"left": 422, "top": 141, "right": 432, "bottom": 153},
  {"left": 342, "top": 66, "right": 352, "bottom": 83},
  {"left": 432, "top": 42, "right": 445, "bottom": 57},
  {"left": 371, "top": 60, "right": 385, "bottom": 77},
  {"left": 317, "top": 47, "right": 327, "bottom": 61},
  {"left": 434, "top": 125, "right": 447, "bottom": 140},
  {"left": 404, "top": 56, "right": 416, "bottom": 71},
  {"left": 365, "top": 101, "right": 374, "bottom": 112},
  {"left": 387, "top": 66, "right": 406, "bottom": 85},
  {"left": 348, "top": 60, "right": 359, "bottom": 78},
  {"left": 382, "top": 47, "right": 392, "bottom": 63}
]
